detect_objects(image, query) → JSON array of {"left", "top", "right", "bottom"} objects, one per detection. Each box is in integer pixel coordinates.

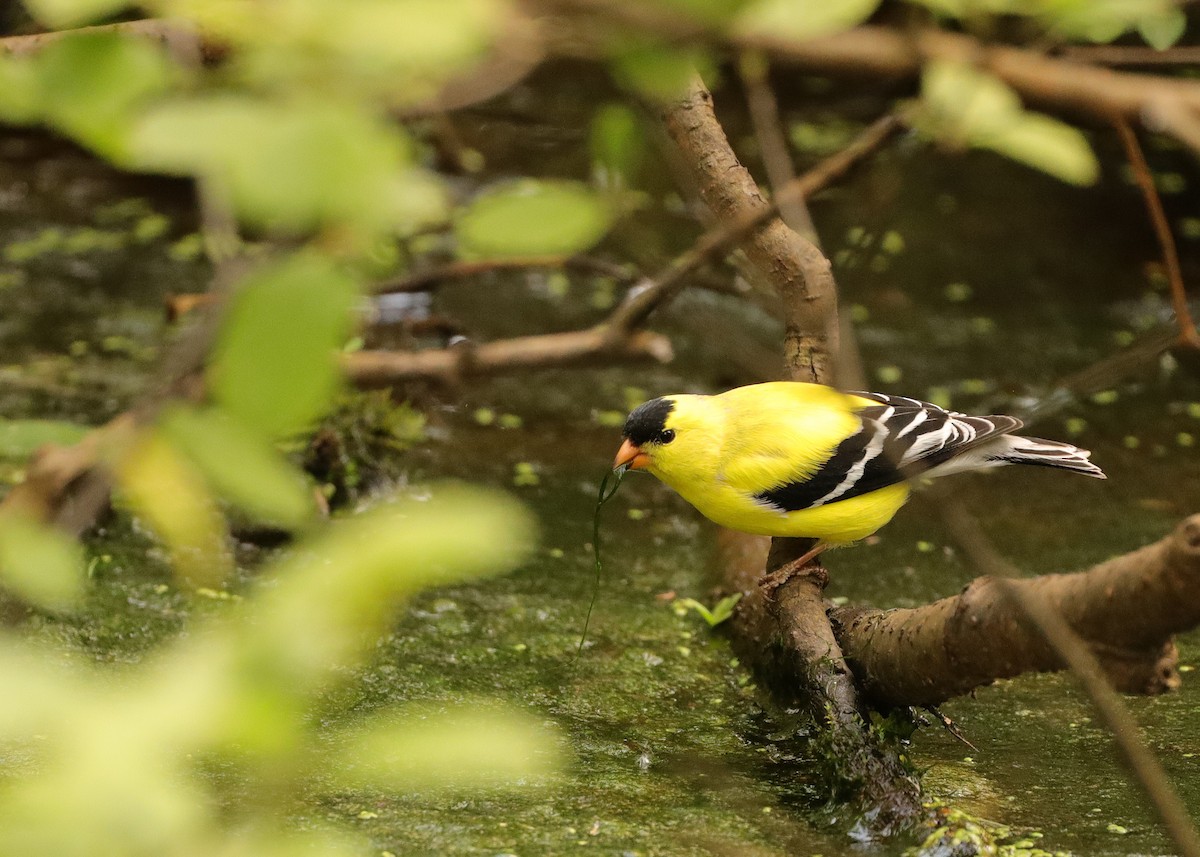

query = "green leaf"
[
  {"left": 734, "top": 0, "right": 881, "bottom": 40},
  {"left": 983, "top": 113, "right": 1100, "bottom": 186},
  {"left": 611, "top": 42, "right": 709, "bottom": 101},
  {"left": 23, "top": 0, "right": 132, "bottom": 28},
  {"left": 920, "top": 60, "right": 1021, "bottom": 144},
  {"left": 117, "top": 431, "right": 231, "bottom": 587},
  {"left": 0, "top": 56, "right": 40, "bottom": 125},
  {"left": 209, "top": 253, "right": 359, "bottom": 438},
  {"left": 252, "top": 485, "right": 536, "bottom": 682},
  {"left": 1139, "top": 8, "right": 1186, "bottom": 50},
  {"left": 677, "top": 592, "right": 742, "bottom": 627},
  {"left": 1045, "top": 0, "right": 1177, "bottom": 43},
  {"left": 590, "top": 103, "right": 645, "bottom": 186},
  {"left": 0, "top": 512, "right": 83, "bottom": 610},
  {"left": 37, "top": 32, "right": 176, "bottom": 159},
  {"left": 0, "top": 419, "right": 89, "bottom": 458},
  {"left": 160, "top": 407, "right": 314, "bottom": 529},
  {"left": 918, "top": 60, "right": 1098, "bottom": 185},
  {"left": 131, "top": 97, "right": 438, "bottom": 233},
  {"left": 166, "top": 0, "right": 503, "bottom": 103},
  {"left": 456, "top": 180, "right": 612, "bottom": 258}
]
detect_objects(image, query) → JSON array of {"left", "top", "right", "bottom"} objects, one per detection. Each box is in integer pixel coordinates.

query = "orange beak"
[{"left": 613, "top": 438, "right": 651, "bottom": 472}]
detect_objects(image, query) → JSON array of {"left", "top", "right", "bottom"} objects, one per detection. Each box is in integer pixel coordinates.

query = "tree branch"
[
  {"left": 661, "top": 79, "right": 922, "bottom": 828},
  {"left": 1113, "top": 118, "right": 1200, "bottom": 349},
  {"left": 343, "top": 327, "right": 671, "bottom": 386},
  {"left": 830, "top": 515, "right": 1200, "bottom": 707}
]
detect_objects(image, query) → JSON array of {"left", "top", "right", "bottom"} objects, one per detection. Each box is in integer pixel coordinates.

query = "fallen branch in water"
[
  {"left": 343, "top": 327, "right": 672, "bottom": 385},
  {"left": 827, "top": 515, "right": 1200, "bottom": 707}
]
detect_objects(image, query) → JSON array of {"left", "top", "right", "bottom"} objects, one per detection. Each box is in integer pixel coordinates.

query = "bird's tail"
[{"left": 985, "top": 434, "right": 1107, "bottom": 479}]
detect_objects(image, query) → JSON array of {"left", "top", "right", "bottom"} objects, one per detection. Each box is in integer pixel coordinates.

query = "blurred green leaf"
[
  {"left": 0, "top": 512, "right": 83, "bottom": 610},
  {"left": 611, "top": 42, "right": 709, "bottom": 101},
  {"left": 254, "top": 485, "right": 536, "bottom": 682},
  {"left": 1138, "top": 8, "right": 1186, "bottom": 49},
  {"left": 734, "top": 0, "right": 881, "bottom": 40},
  {"left": 1044, "top": 0, "right": 1177, "bottom": 43},
  {"left": 164, "top": 0, "right": 502, "bottom": 103},
  {"left": 117, "top": 431, "right": 231, "bottom": 587},
  {"left": 985, "top": 113, "right": 1099, "bottom": 186},
  {"left": 132, "top": 97, "right": 440, "bottom": 233},
  {"left": 209, "top": 253, "right": 359, "bottom": 438},
  {"left": 0, "top": 639, "right": 83, "bottom": 738},
  {"left": 23, "top": 0, "right": 132, "bottom": 28},
  {"left": 332, "top": 705, "right": 561, "bottom": 791},
  {"left": 0, "top": 56, "right": 40, "bottom": 125},
  {"left": 590, "top": 103, "right": 645, "bottom": 186},
  {"left": 0, "top": 419, "right": 89, "bottom": 458},
  {"left": 918, "top": 60, "right": 1098, "bottom": 185},
  {"left": 160, "top": 407, "right": 314, "bottom": 529},
  {"left": 921, "top": 60, "right": 1021, "bottom": 144},
  {"left": 37, "top": 32, "right": 176, "bottom": 159},
  {"left": 457, "top": 180, "right": 612, "bottom": 258}
]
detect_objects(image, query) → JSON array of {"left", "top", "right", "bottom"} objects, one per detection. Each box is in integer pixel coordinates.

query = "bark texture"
[
  {"left": 831, "top": 515, "right": 1200, "bottom": 708},
  {"left": 662, "top": 81, "right": 923, "bottom": 827}
]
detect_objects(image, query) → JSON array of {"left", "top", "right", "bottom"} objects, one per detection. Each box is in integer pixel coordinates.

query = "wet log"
[{"left": 831, "top": 515, "right": 1200, "bottom": 708}]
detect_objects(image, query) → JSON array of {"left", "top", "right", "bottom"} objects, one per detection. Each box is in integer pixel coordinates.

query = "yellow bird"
[{"left": 612, "top": 382, "right": 1104, "bottom": 565}]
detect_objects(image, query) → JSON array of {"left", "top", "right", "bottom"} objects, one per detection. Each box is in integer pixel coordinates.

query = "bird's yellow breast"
[{"left": 654, "top": 471, "right": 910, "bottom": 543}]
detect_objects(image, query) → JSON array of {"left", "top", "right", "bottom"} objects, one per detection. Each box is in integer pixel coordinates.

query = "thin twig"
[
  {"left": 343, "top": 327, "right": 672, "bottom": 385},
  {"left": 607, "top": 111, "right": 901, "bottom": 334},
  {"left": 736, "top": 50, "right": 868, "bottom": 391},
  {"left": 736, "top": 51, "right": 818, "bottom": 243},
  {"left": 937, "top": 500, "right": 1200, "bottom": 857},
  {"left": 1021, "top": 325, "right": 1179, "bottom": 422},
  {"left": 1113, "top": 118, "right": 1200, "bottom": 349}
]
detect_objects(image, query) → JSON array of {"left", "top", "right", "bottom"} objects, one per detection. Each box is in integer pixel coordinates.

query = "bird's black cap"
[{"left": 622, "top": 397, "right": 675, "bottom": 445}]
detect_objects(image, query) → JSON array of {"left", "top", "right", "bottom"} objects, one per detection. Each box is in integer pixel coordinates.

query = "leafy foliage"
[
  {"left": 0, "top": 488, "right": 558, "bottom": 857},
  {"left": 916, "top": 60, "right": 1099, "bottom": 186},
  {"left": 457, "top": 180, "right": 613, "bottom": 258}
]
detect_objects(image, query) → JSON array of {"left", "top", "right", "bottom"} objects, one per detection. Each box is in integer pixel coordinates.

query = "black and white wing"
[{"left": 755, "top": 392, "right": 1023, "bottom": 512}]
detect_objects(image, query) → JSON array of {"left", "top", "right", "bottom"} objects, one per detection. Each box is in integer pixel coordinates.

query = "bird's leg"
[
  {"left": 793, "top": 540, "right": 828, "bottom": 568},
  {"left": 759, "top": 540, "right": 829, "bottom": 599}
]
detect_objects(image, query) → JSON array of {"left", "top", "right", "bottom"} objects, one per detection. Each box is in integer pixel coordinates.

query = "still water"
[{"left": 2, "top": 64, "right": 1200, "bottom": 855}]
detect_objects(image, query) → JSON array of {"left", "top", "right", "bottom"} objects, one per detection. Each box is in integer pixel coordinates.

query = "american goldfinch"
[{"left": 612, "top": 382, "right": 1104, "bottom": 562}]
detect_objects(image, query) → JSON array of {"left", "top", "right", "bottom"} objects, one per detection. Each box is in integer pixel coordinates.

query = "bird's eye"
[{"left": 658, "top": 429, "right": 676, "bottom": 444}]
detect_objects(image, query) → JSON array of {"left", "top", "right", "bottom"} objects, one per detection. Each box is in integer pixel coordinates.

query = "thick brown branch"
[
  {"left": 926, "top": 499, "right": 1200, "bottom": 857},
  {"left": 543, "top": 3, "right": 1200, "bottom": 154},
  {"left": 830, "top": 515, "right": 1200, "bottom": 708},
  {"left": 748, "top": 27, "right": 1200, "bottom": 129},
  {"left": 661, "top": 80, "right": 840, "bottom": 383}
]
